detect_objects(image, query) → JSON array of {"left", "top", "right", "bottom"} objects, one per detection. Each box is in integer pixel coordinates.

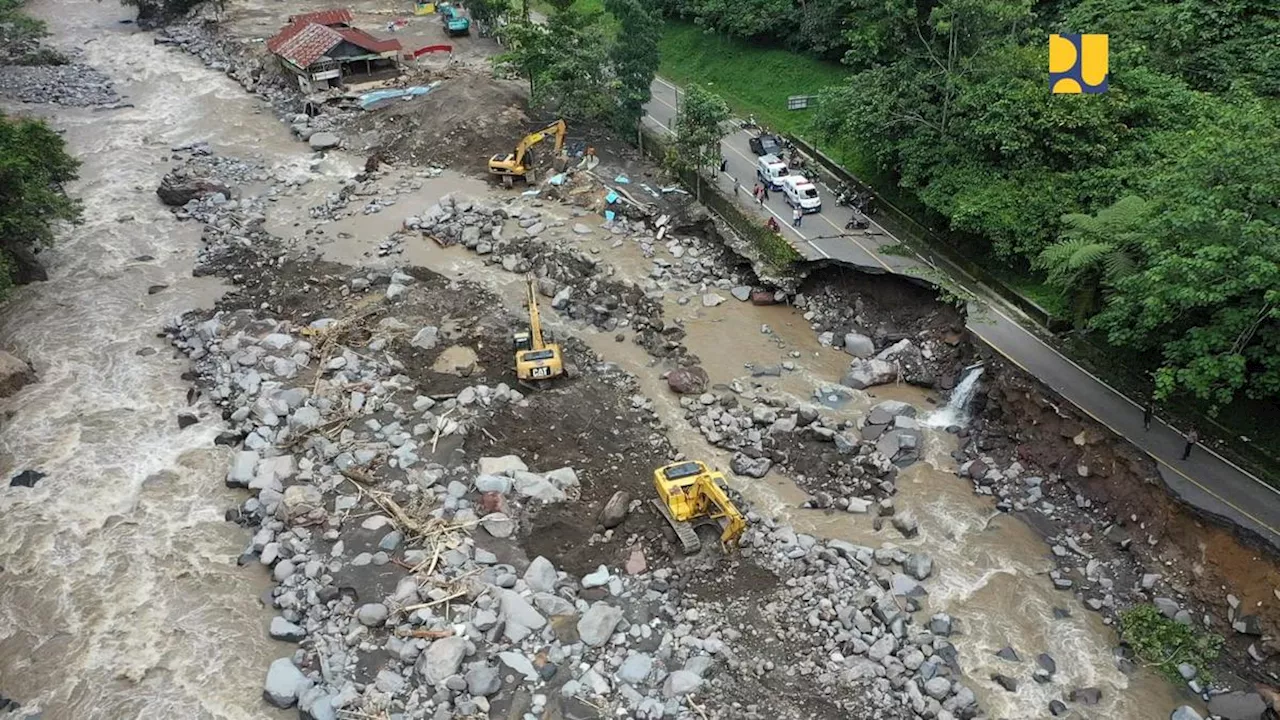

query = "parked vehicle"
[
  {"left": 755, "top": 154, "right": 789, "bottom": 190},
  {"left": 748, "top": 133, "right": 783, "bottom": 156},
  {"left": 781, "top": 175, "right": 822, "bottom": 213}
]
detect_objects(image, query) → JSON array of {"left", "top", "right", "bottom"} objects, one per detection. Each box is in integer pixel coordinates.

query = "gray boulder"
[
  {"left": 356, "top": 603, "right": 388, "bottom": 627},
  {"left": 524, "top": 556, "right": 558, "bottom": 593},
  {"left": 578, "top": 602, "right": 624, "bottom": 647},
  {"left": 667, "top": 366, "right": 709, "bottom": 395},
  {"left": 308, "top": 132, "right": 340, "bottom": 150},
  {"left": 599, "top": 490, "right": 631, "bottom": 528},
  {"left": 419, "top": 636, "right": 468, "bottom": 684},
  {"left": 662, "top": 670, "right": 703, "bottom": 698},
  {"left": 841, "top": 359, "right": 898, "bottom": 389},
  {"left": 1170, "top": 707, "right": 1203, "bottom": 720},
  {"left": 842, "top": 332, "right": 876, "bottom": 358},
  {"left": 263, "top": 658, "right": 308, "bottom": 708},
  {"left": 269, "top": 616, "right": 305, "bottom": 642},
  {"left": 903, "top": 552, "right": 934, "bottom": 580},
  {"left": 466, "top": 664, "right": 501, "bottom": 696}
]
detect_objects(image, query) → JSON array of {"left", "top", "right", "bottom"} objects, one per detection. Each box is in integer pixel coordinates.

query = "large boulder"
[
  {"left": 0, "top": 350, "right": 35, "bottom": 397},
  {"left": 731, "top": 453, "right": 772, "bottom": 478},
  {"left": 308, "top": 132, "right": 341, "bottom": 150},
  {"left": 841, "top": 359, "right": 898, "bottom": 390},
  {"left": 599, "top": 490, "right": 631, "bottom": 528},
  {"left": 578, "top": 602, "right": 624, "bottom": 647},
  {"left": 418, "top": 636, "right": 468, "bottom": 684},
  {"left": 667, "top": 366, "right": 709, "bottom": 395},
  {"left": 842, "top": 332, "right": 876, "bottom": 359},
  {"left": 876, "top": 339, "right": 934, "bottom": 387},
  {"left": 278, "top": 484, "right": 326, "bottom": 526},
  {"left": 263, "top": 658, "right": 309, "bottom": 708},
  {"left": 156, "top": 170, "right": 231, "bottom": 206}
]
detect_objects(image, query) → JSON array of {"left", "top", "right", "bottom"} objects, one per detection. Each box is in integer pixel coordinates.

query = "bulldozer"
[
  {"left": 512, "top": 277, "right": 564, "bottom": 382},
  {"left": 488, "top": 120, "right": 567, "bottom": 186},
  {"left": 651, "top": 460, "right": 747, "bottom": 555}
]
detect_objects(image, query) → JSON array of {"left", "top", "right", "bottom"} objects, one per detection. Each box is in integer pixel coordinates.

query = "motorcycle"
[{"left": 845, "top": 213, "right": 870, "bottom": 231}]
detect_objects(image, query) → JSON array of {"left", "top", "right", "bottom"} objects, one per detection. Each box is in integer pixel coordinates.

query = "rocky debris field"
[
  {"left": 154, "top": 144, "right": 1020, "bottom": 720},
  {"left": 0, "top": 60, "right": 120, "bottom": 106},
  {"left": 123, "top": 12, "right": 1280, "bottom": 718}
]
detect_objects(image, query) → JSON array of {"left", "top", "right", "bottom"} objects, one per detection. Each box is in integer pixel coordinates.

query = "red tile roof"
[
  {"left": 288, "top": 8, "right": 352, "bottom": 26},
  {"left": 268, "top": 9, "right": 352, "bottom": 54},
  {"left": 273, "top": 22, "right": 344, "bottom": 68},
  {"left": 336, "top": 27, "right": 402, "bottom": 54}
]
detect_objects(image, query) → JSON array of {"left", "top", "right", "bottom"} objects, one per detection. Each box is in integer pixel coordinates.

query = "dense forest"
[{"left": 650, "top": 0, "right": 1280, "bottom": 411}]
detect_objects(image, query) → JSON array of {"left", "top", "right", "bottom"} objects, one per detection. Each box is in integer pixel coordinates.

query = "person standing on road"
[
  {"left": 1143, "top": 396, "right": 1155, "bottom": 431},
  {"left": 761, "top": 184, "right": 770, "bottom": 202},
  {"left": 792, "top": 208, "right": 802, "bottom": 227},
  {"left": 1181, "top": 426, "right": 1200, "bottom": 460},
  {"left": 720, "top": 157, "right": 728, "bottom": 173}
]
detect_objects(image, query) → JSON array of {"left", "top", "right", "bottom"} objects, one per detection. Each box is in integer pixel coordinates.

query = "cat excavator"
[
  {"left": 488, "top": 120, "right": 567, "bottom": 186},
  {"left": 651, "top": 460, "right": 747, "bottom": 555},
  {"left": 512, "top": 276, "right": 564, "bottom": 382}
]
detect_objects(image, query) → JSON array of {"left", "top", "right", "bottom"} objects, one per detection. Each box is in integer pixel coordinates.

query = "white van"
[
  {"left": 782, "top": 175, "right": 822, "bottom": 213},
  {"left": 756, "top": 154, "right": 789, "bottom": 190}
]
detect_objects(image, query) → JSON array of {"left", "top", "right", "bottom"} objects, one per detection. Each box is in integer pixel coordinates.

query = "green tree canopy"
[{"left": 0, "top": 113, "right": 81, "bottom": 291}]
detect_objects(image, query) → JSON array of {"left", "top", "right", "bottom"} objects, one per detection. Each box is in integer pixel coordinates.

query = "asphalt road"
[{"left": 643, "top": 76, "right": 1280, "bottom": 550}]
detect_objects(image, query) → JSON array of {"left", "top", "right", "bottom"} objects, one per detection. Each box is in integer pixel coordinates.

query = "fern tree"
[{"left": 1037, "top": 195, "right": 1149, "bottom": 326}]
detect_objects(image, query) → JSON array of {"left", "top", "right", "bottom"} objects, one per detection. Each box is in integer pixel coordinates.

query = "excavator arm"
[
  {"left": 692, "top": 475, "right": 747, "bottom": 550},
  {"left": 525, "top": 277, "right": 545, "bottom": 351},
  {"left": 510, "top": 120, "right": 566, "bottom": 174}
]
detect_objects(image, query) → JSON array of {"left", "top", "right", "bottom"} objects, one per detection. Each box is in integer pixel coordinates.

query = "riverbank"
[{"left": 0, "top": 1, "right": 1274, "bottom": 719}]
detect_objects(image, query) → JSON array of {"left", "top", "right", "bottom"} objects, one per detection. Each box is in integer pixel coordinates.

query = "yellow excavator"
[
  {"left": 652, "top": 460, "right": 747, "bottom": 555},
  {"left": 513, "top": 277, "right": 564, "bottom": 382},
  {"left": 489, "top": 120, "right": 567, "bottom": 186}
]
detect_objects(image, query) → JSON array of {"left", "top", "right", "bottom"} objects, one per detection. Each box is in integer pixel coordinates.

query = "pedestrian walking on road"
[
  {"left": 753, "top": 184, "right": 762, "bottom": 204},
  {"left": 720, "top": 157, "right": 728, "bottom": 173},
  {"left": 761, "top": 185, "right": 770, "bottom": 202},
  {"left": 1143, "top": 396, "right": 1155, "bottom": 431},
  {"left": 1181, "top": 426, "right": 1200, "bottom": 460},
  {"left": 733, "top": 177, "right": 740, "bottom": 195},
  {"left": 792, "top": 208, "right": 802, "bottom": 227}
]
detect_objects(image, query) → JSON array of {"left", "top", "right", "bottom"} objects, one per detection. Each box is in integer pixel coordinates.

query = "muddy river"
[{"left": 0, "top": 0, "right": 1189, "bottom": 716}]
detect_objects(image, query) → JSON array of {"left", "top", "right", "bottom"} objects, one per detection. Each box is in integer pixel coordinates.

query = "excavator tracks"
[{"left": 651, "top": 499, "right": 701, "bottom": 555}]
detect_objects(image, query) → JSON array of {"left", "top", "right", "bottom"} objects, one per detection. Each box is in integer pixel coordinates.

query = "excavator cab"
[
  {"left": 652, "top": 460, "right": 747, "bottom": 555},
  {"left": 513, "top": 277, "right": 564, "bottom": 382}
]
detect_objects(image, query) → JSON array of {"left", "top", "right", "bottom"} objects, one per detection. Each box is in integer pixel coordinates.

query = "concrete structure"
[{"left": 267, "top": 9, "right": 401, "bottom": 93}]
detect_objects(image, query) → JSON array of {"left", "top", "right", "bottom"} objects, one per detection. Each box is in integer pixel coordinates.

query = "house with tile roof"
[{"left": 267, "top": 9, "right": 402, "bottom": 92}]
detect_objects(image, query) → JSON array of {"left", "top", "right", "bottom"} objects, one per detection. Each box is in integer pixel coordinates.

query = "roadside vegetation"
[
  {"left": 649, "top": 0, "right": 1280, "bottom": 414},
  {"left": 0, "top": 0, "right": 82, "bottom": 294},
  {"left": 1120, "top": 604, "right": 1224, "bottom": 684}
]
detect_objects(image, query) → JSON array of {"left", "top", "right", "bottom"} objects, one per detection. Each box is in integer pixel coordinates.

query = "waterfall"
[{"left": 925, "top": 364, "right": 985, "bottom": 428}]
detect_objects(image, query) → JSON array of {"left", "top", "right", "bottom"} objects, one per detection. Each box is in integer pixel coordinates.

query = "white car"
[
  {"left": 756, "top": 154, "right": 789, "bottom": 190},
  {"left": 781, "top": 175, "right": 821, "bottom": 213}
]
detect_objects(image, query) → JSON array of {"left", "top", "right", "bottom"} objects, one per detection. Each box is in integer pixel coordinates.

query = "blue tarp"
[
  {"left": 614, "top": 174, "right": 630, "bottom": 184},
  {"left": 548, "top": 173, "right": 567, "bottom": 185},
  {"left": 605, "top": 210, "right": 617, "bottom": 222},
  {"left": 359, "top": 83, "right": 440, "bottom": 110},
  {"left": 605, "top": 191, "right": 619, "bottom": 204}
]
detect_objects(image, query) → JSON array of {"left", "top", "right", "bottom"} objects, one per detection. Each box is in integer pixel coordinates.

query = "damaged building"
[{"left": 266, "top": 9, "right": 402, "bottom": 93}]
